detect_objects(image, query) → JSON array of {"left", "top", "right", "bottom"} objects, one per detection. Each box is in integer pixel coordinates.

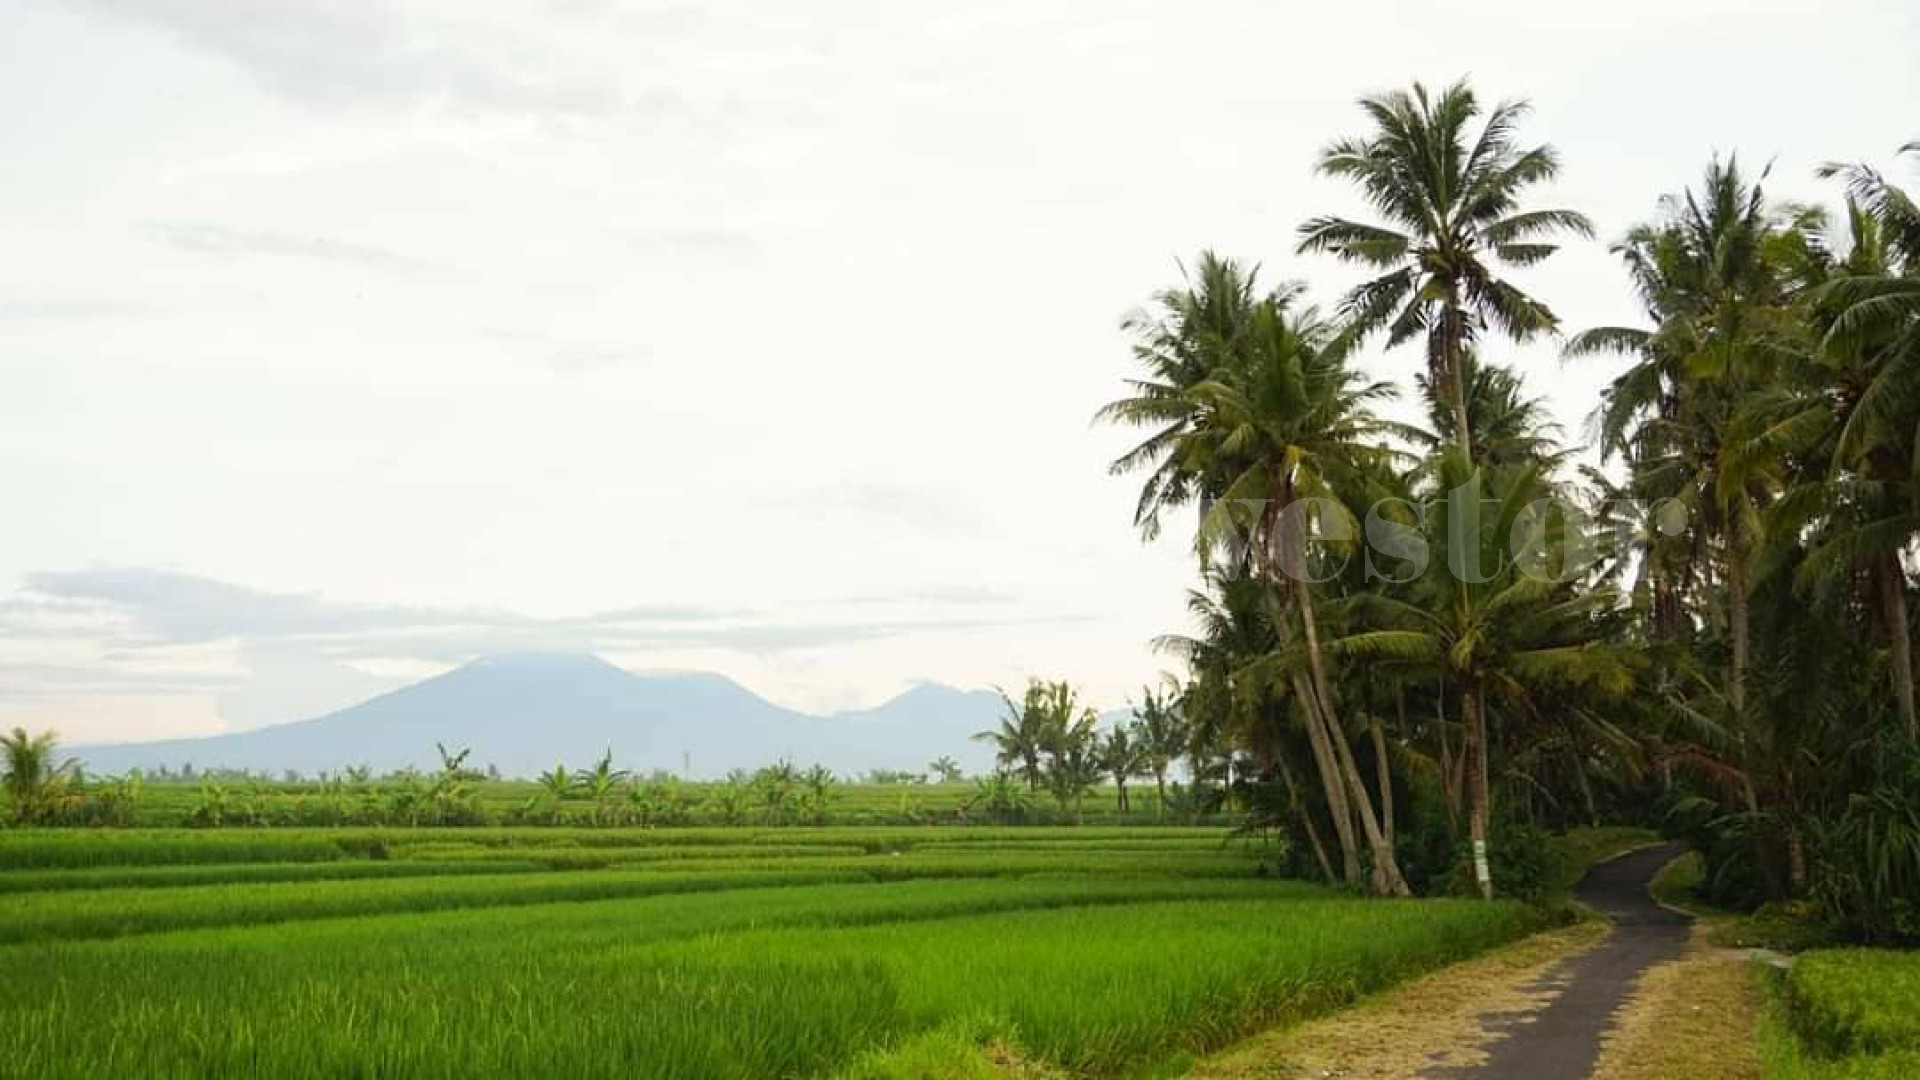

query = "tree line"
[{"left": 1085, "top": 79, "right": 1919, "bottom": 938}]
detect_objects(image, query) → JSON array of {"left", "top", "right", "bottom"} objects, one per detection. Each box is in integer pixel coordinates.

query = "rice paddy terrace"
[{"left": 0, "top": 825, "right": 1542, "bottom": 1079}]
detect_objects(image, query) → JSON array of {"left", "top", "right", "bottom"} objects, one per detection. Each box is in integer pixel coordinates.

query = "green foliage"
[
  {"left": 3, "top": 728, "right": 79, "bottom": 824},
  {"left": 1441, "top": 823, "right": 1564, "bottom": 904}
]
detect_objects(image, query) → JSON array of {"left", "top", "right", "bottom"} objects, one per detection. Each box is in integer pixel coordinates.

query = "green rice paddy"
[{"left": 0, "top": 826, "right": 1543, "bottom": 1078}]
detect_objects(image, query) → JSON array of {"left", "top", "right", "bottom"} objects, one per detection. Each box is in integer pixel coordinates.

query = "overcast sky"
[{"left": 3, "top": 0, "right": 1916, "bottom": 744}]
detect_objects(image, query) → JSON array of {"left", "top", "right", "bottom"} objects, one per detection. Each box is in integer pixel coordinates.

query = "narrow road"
[{"left": 1435, "top": 842, "right": 1690, "bottom": 1080}]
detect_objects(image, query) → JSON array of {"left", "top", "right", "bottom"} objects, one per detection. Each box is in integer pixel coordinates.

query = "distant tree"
[
  {"left": 709, "top": 779, "right": 750, "bottom": 824},
  {"left": 1132, "top": 684, "right": 1187, "bottom": 814},
  {"left": 799, "top": 764, "right": 835, "bottom": 823},
  {"left": 426, "top": 744, "right": 482, "bottom": 823},
  {"left": 928, "top": 755, "right": 964, "bottom": 783},
  {"left": 975, "top": 682, "right": 1058, "bottom": 790},
  {"left": 573, "top": 751, "right": 631, "bottom": 826},
  {"left": 535, "top": 763, "right": 575, "bottom": 821},
  {"left": 1099, "top": 724, "right": 1147, "bottom": 814},
  {"left": 964, "top": 770, "right": 1035, "bottom": 824},
  {"left": 751, "top": 761, "right": 799, "bottom": 822},
  {"left": 1030, "top": 683, "right": 1103, "bottom": 816},
  {"left": 3, "top": 727, "right": 78, "bottom": 825}
]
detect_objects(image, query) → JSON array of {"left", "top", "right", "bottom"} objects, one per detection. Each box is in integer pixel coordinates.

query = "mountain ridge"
[{"left": 70, "top": 653, "right": 1041, "bottom": 778}]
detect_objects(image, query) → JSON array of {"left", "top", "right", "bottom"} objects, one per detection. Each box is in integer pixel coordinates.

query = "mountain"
[{"left": 69, "top": 653, "right": 1023, "bottom": 779}]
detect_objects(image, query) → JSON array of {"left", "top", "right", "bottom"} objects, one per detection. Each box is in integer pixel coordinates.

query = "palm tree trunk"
[
  {"left": 1271, "top": 478, "right": 1409, "bottom": 896},
  {"left": 1315, "top": 687, "right": 1410, "bottom": 896},
  {"left": 1462, "top": 677, "right": 1494, "bottom": 899},
  {"left": 1276, "top": 751, "right": 1337, "bottom": 887},
  {"left": 1728, "top": 549, "right": 1750, "bottom": 719},
  {"left": 1257, "top": 494, "right": 1363, "bottom": 887},
  {"left": 1438, "top": 294, "right": 1475, "bottom": 465},
  {"left": 1574, "top": 753, "right": 1600, "bottom": 829},
  {"left": 1294, "top": 673, "right": 1363, "bottom": 887},
  {"left": 1370, "top": 713, "right": 1395, "bottom": 850},
  {"left": 1877, "top": 550, "right": 1917, "bottom": 737},
  {"left": 1436, "top": 690, "right": 1462, "bottom": 840}
]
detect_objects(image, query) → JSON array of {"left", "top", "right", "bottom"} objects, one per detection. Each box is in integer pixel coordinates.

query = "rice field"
[
  {"left": 67, "top": 777, "right": 1169, "bottom": 828},
  {"left": 1763, "top": 949, "right": 1920, "bottom": 1078},
  {"left": 0, "top": 826, "right": 1544, "bottom": 1078}
]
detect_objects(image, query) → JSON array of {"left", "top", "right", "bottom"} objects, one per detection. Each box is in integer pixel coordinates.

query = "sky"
[{"left": 3, "top": 0, "right": 1917, "bottom": 744}]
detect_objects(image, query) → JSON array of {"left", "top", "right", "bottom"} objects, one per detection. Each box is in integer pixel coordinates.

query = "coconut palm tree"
[
  {"left": 975, "top": 684, "right": 1053, "bottom": 790},
  {"left": 1098, "top": 723, "right": 1146, "bottom": 813},
  {"left": 3, "top": 727, "right": 77, "bottom": 825},
  {"left": 1567, "top": 158, "right": 1811, "bottom": 719},
  {"left": 927, "top": 756, "right": 964, "bottom": 783},
  {"left": 1106, "top": 261, "right": 1410, "bottom": 893},
  {"left": 1097, "top": 252, "right": 1267, "bottom": 539},
  {"left": 1131, "top": 683, "right": 1187, "bottom": 813},
  {"left": 1805, "top": 146, "right": 1920, "bottom": 736},
  {"left": 1299, "top": 78, "right": 1592, "bottom": 463},
  {"left": 1186, "top": 291, "right": 1412, "bottom": 895}
]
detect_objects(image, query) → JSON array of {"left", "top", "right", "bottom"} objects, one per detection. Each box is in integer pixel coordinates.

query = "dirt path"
[{"left": 1184, "top": 843, "right": 1692, "bottom": 1080}]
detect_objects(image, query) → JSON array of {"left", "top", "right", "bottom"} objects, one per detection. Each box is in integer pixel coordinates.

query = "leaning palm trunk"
[
  {"left": 1254, "top": 496, "right": 1365, "bottom": 886},
  {"left": 1274, "top": 486, "right": 1410, "bottom": 896},
  {"left": 1304, "top": 675, "right": 1409, "bottom": 896},
  {"left": 1293, "top": 671, "right": 1364, "bottom": 886}
]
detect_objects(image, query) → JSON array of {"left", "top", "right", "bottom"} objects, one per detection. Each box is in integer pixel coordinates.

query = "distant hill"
[{"left": 70, "top": 653, "right": 1028, "bottom": 779}]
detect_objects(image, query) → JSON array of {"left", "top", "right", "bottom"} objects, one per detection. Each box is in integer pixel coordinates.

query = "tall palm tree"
[
  {"left": 3, "top": 727, "right": 77, "bottom": 825},
  {"left": 1189, "top": 295, "right": 1412, "bottom": 895},
  {"left": 1106, "top": 257, "right": 1410, "bottom": 894},
  {"left": 1808, "top": 145, "right": 1920, "bottom": 735},
  {"left": 1299, "top": 79, "right": 1592, "bottom": 463},
  {"left": 1567, "top": 159, "right": 1809, "bottom": 719}
]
